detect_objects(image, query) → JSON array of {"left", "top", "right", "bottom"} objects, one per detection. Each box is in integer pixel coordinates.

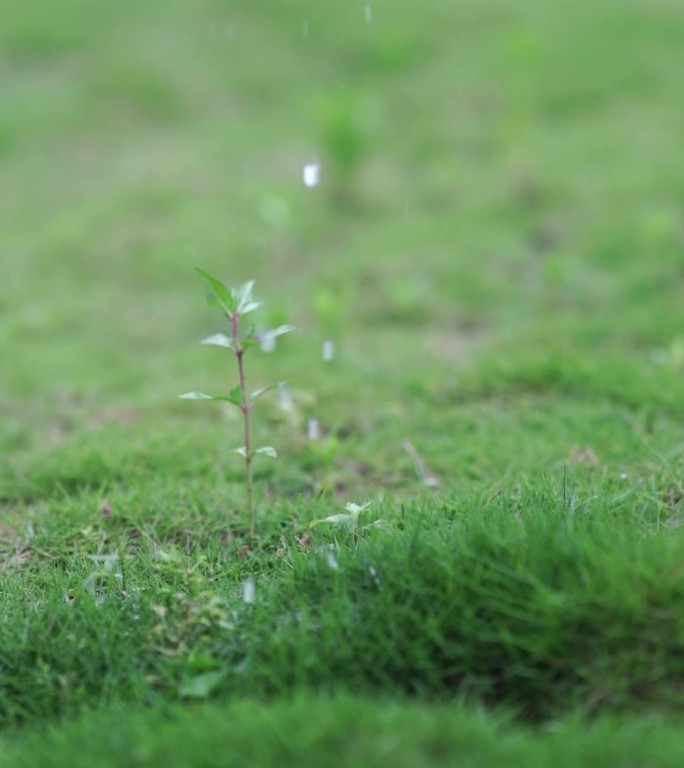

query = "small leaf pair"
[
  {"left": 310, "top": 502, "right": 388, "bottom": 546},
  {"left": 234, "top": 446, "right": 277, "bottom": 459},
  {"left": 196, "top": 269, "right": 262, "bottom": 318}
]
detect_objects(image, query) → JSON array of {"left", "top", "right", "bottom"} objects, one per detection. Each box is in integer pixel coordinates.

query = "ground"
[{"left": 1, "top": 0, "right": 684, "bottom": 765}]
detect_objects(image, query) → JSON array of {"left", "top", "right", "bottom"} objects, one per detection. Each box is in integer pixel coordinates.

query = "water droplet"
[
  {"left": 242, "top": 578, "right": 256, "bottom": 604},
  {"left": 326, "top": 551, "right": 339, "bottom": 570},
  {"left": 277, "top": 382, "right": 293, "bottom": 411},
  {"left": 307, "top": 418, "right": 321, "bottom": 440},
  {"left": 259, "top": 332, "right": 276, "bottom": 353},
  {"left": 322, "top": 340, "right": 335, "bottom": 362},
  {"left": 303, "top": 161, "right": 320, "bottom": 188},
  {"left": 368, "top": 565, "right": 380, "bottom": 586}
]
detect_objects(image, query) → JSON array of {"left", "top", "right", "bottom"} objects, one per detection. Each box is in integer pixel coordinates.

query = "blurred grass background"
[
  {"left": 3, "top": 0, "right": 684, "bottom": 487},
  {"left": 3, "top": 0, "right": 683, "bottom": 387}
]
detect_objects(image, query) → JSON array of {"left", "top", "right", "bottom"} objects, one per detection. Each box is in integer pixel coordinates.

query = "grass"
[
  {"left": 2, "top": 0, "right": 684, "bottom": 763},
  {"left": 2, "top": 490, "right": 684, "bottom": 725},
  {"left": 3, "top": 696, "right": 684, "bottom": 768}
]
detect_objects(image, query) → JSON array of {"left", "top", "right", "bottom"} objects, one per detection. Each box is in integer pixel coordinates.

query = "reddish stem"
[{"left": 230, "top": 312, "right": 255, "bottom": 541}]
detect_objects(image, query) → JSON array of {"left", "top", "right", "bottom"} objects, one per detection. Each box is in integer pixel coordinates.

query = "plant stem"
[
  {"left": 231, "top": 312, "right": 254, "bottom": 541},
  {"left": 239, "top": 350, "right": 254, "bottom": 541}
]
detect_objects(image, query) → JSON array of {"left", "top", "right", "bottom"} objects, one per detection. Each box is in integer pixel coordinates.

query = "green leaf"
[
  {"left": 259, "top": 325, "right": 295, "bottom": 353},
  {"left": 272, "top": 324, "right": 295, "bottom": 337},
  {"left": 179, "top": 392, "right": 242, "bottom": 406},
  {"left": 227, "top": 386, "right": 244, "bottom": 407},
  {"left": 345, "top": 501, "right": 370, "bottom": 525},
  {"left": 232, "top": 279, "right": 253, "bottom": 305},
  {"left": 241, "top": 301, "right": 263, "bottom": 315},
  {"left": 234, "top": 447, "right": 248, "bottom": 457},
  {"left": 365, "top": 519, "right": 390, "bottom": 531},
  {"left": 200, "top": 333, "right": 234, "bottom": 349},
  {"left": 254, "top": 446, "right": 277, "bottom": 458},
  {"left": 178, "top": 391, "right": 214, "bottom": 400},
  {"left": 178, "top": 670, "right": 225, "bottom": 700},
  {"left": 345, "top": 502, "right": 371, "bottom": 514},
  {"left": 344, "top": 501, "right": 370, "bottom": 515},
  {"left": 231, "top": 280, "right": 263, "bottom": 315},
  {"left": 250, "top": 384, "right": 275, "bottom": 403},
  {"left": 195, "top": 268, "right": 236, "bottom": 314},
  {"left": 310, "top": 513, "right": 353, "bottom": 529},
  {"left": 310, "top": 502, "right": 371, "bottom": 529}
]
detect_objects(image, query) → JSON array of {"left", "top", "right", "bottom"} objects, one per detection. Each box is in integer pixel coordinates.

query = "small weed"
[
  {"left": 310, "top": 501, "right": 388, "bottom": 547},
  {"left": 179, "top": 269, "right": 294, "bottom": 541}
]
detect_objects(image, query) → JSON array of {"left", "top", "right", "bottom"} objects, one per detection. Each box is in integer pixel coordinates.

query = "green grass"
[
  {"left": 3, "top": 696, "right": 684, "bottom": 768},
  {"left": 2, "top": 491, "right": 684, "bottom": 726},
  {"left": 2, "top": 0, "right": 684, "bottom": 763}
]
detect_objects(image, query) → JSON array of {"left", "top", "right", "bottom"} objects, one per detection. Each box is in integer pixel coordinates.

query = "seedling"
[
  {"left": 179, "top": 269, "right": 294, "bottom": 541},
  {"left": 310, "top": 502, "right": 388, "bottom": 547}
]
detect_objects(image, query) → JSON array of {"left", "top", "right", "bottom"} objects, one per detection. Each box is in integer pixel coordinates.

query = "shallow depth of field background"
[{"left": 3, "top": 0, "right": 683, "bottom": 418}]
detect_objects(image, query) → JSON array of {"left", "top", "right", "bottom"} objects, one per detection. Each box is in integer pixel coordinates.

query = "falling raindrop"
[
  {"left": 242, "top": 578, "right": 256, "bottom": 604},
  {"left": 322, "top": 339, "right": 335, "bottom": 362},
  {"left": 260, "top": 333, "right": 276, "bottom": 353},
  {"left": 302, "top": 20, "right": 309, "bottom": 39},
  {"left": 365, "top": 5, "right": 372, "bottom": 23},
  {"left": 308, "top": 418, "right": 321, "bottom": 440},
  {"left": 303, "top": 161, "right": 320, "bottom": 188},
  {"left": 277, "top": 382, "right": 293, "bottom": 411}
]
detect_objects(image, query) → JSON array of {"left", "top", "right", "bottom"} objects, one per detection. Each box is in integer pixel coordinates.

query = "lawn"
[{"left": 1, "top": 0, "right": 684, "bottom": 764}]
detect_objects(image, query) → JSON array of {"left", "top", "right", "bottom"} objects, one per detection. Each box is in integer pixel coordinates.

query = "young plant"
[
  {"left": 179, "top": 269, "right": 294, "bottom": 541},
  {"left": 310, "top": 502, "right": 388, "bottom": 548}
]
